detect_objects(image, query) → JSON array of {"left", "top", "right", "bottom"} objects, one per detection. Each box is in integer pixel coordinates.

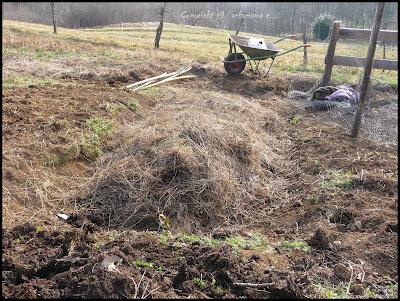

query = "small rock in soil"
[
  {"left": 354, "top": 220, "right": 362, "bottom": 230},
  {"left": 101, "top": 255, "right": 122, "bottom": 271},
  {"left": 333, "top": 263, "right": 352, "bottom": 281},
  {"left": 347, "top": 223, "right": 356, "bottom": 231},
  {"left": 308, "top": 228, "right": 331, "bottom": 250}
]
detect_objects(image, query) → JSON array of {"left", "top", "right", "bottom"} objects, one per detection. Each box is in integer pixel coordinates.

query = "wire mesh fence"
[{"left": 287, "top": 23, "right": 398, "bottom": 146}]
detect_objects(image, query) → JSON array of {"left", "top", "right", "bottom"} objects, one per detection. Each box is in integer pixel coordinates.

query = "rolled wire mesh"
[{"left": 287, "top": 24, "right": 398, "bottom": 146}]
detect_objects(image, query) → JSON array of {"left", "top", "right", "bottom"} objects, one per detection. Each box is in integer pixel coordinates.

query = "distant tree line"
[{"left": 3, "top": 2, "right": 398, "bottom": 37}]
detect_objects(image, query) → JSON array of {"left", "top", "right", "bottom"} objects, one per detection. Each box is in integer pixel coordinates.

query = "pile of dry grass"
[{"left": 76, "top": 92, "right": 294, "bottom": 232}]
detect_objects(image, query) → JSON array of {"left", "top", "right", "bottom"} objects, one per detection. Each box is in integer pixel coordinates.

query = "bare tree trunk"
[
  {"left": 154, "top": 2, "right": 166, "bottom": 49},
  {"left": 50, "top": 2, "right": 57, "bottom": 34},
  {"left": 290, "top": 3, "right": 297, "bottom": 33}
]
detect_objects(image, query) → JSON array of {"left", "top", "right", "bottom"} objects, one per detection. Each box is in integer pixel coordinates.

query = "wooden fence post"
[
  {"left": 351, "top": 2, "right": 385, "bottom": 138},
  {"left": 303, "top": 33, "right": 308, "bottom": 66},
  {"left": 303, "top": 20, "right": 308, "bottom": 67},
  {"left": 382, "top": 41, "right": 386, "bottom": 73},
  {"left": 321, "top": 21, "right": 341, "bottom": 86}
]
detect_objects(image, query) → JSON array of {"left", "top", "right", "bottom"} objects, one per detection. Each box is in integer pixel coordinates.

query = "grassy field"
[{"left": 3, "top": 20, "right": 398, "bottom": 88}]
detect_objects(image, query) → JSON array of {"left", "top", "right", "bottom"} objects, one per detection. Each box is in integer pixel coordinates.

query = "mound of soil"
[
  {"left": 208, "top": 71, "right": 289, "bottom": 97},
  {"left": 1, "top": 221, "right": 307, "bottom": 299}
]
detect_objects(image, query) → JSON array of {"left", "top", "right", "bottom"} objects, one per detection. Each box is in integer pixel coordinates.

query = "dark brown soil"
[
  {"left": 1, "top": 220, "right": 310, "bottom": 299},
  {"left": 2, "top": 66, "right": 398, "bottom": 298}
]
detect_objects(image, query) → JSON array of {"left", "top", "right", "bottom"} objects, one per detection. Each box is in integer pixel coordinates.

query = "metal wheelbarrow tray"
[{"left": 222, "top": 34, "right": 311, "bottom": 75}]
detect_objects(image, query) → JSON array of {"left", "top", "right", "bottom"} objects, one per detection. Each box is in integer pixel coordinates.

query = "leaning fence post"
[
  {"left": 321, "top": 21, "right": 341, "bottom": 86},
  {"left": 382, "top": 40, "right": 386, "bottom": 73},
  {"left": 351, "top": 2, "right": 385, "bottom": 138},
  {"left": 302, "top": 21, "right": 308, "bottom": 67}
]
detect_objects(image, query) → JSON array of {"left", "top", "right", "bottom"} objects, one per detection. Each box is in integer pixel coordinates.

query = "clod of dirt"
[
  {"left": 11, "top": 223, "right": 36, "bottom": 237},
  {"left": 190, "top": 62, "right": 208, "bottom": 77},
  {"left": 386, "top": 224, "right": 398, "bottom": 233},
  {"left": 329, "top": 209, "right": 355, "bottom": 225},
  {"left": 4, "top": 170, "right": 15, "bottom": 181},
  {"left": 333, "top": 263, "right": 352, "bottom": 281},
  {"left": 172, "top": 264, "right": 189, "bottom": 289},
  {"left": 308, "top": 228, "right": 331, "bottom": 250},
  {"left": 250, "top": 254, "right": 261, "bottom": 261},
  {"left": 362, "top": 217, "right": 385, "bottom": 230},
  {"left": 107, "top": 75, "right": 130, "bottom": 86},
  {"left": 212, "top": 228, "right": 233, "bottom": 239},
  {"left": 128, "top": 70, "right": 140, "bottom": 80},
  {"left": 351, "top": 284, "right": 365, "bottom": 295}
]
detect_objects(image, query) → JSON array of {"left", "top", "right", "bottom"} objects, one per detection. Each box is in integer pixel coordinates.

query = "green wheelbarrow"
[{"left": 222, "top": 34, "right": 311, "bottom": 75}]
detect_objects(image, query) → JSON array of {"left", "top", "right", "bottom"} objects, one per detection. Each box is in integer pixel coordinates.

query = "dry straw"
[{"left": 76, "top": 89, "right": 294, "bottom": 232}]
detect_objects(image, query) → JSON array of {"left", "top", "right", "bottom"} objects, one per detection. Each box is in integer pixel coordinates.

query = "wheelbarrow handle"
[
  {"left": 274, "top": 44, "right": 311, "bottom": 57},
  {"left": 273, "top": 35, "right": 297, "bottom": 44}
]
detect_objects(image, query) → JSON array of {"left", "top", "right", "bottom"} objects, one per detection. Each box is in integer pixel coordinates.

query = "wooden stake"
[
  {"left": 138, "top": 75, "right": 196, "bottom": 90},
  {"left": 351, "top": 2, "right": 386, "bottom": 138},
  {"left": 125, "top": 66, "right": 190, "bottom": 89},
  {"left": 322, "top": 21, "right": 341, "bottom": 86},
  {"left": 130, "top": 80, "right": 156, "bottom": 92},
  {"left": 233, "top": 282, "right": 274, "bottom": 288},
  {"left": 125, "top": 73, "right": 168, "bottom": 89}
]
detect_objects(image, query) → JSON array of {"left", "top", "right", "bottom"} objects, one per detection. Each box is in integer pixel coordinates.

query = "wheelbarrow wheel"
[{"left": 224, "top": 53, "right": 246, "bottom": 75}]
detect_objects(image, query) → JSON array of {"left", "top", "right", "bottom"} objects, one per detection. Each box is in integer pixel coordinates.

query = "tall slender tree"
[
  {"left": 154, "top": 2, "right": 166, "bottom": 49},
  {"left": 50, "top": 2, "right": 57, "bottom": 33},
  {"left": 290, "top": 2, "right": 297, "bottom": 33}
]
